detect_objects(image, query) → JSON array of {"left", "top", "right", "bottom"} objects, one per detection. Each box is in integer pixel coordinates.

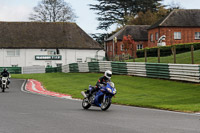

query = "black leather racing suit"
[
  {"left": 0, "top": 71, "right": 10, "bottom": 85},
  {"left": 90, "top": 76, "right": 110, "bottom": 94}
]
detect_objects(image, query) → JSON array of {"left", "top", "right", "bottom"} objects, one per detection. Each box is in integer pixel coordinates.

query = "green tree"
[
  {"left": 90, "top": 0, "right": 163, "bottom": 30},
  {"left": 127, "top": 7, "right": 169, "bottom": 25},
  {"left": 91, "top": 26, "right": 122, "bottom": 46}
]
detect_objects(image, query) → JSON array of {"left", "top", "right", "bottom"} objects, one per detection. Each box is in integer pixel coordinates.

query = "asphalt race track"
[{"left": 0, "top": 79, "right": 199, "bottom": 133}]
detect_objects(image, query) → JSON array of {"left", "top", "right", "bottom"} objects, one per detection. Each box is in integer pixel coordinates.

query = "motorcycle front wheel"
[
  {"left": 2, "top": 85, "right": 5, "bottom": 92},
  {"left": 101, "top": 97, "right": 111, "bottom": 111},
  {"left": 82, "top": 98, "right": 91, "bottom": 109}
]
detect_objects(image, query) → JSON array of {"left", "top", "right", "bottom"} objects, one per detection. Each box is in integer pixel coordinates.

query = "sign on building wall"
[{"left": 35, "top": 55, "right": 62, "bottom": 60}]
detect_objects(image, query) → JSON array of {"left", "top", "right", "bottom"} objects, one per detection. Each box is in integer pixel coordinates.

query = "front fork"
[{"left": 103, "top": 94, "right": 106, "bottom": 103}]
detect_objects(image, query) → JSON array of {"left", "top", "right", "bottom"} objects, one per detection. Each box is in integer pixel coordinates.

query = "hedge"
[{"left": 136, "top": 43, "right": 200, "bottom": 58}]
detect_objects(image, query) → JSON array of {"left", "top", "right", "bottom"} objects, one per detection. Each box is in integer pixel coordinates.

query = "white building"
[{"left": 0, "top": 22, "right": 105, "bottom": 67}]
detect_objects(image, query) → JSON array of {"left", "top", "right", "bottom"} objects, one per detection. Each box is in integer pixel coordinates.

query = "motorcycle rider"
[
  {"left": 0, "top": 68, "right": 10, "bottom": 88},
  {"left": 90, "top": 70, "right": 112, "bottom": 95}
]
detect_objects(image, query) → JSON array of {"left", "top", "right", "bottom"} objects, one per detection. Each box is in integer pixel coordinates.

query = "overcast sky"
[{"left": 0, "top": 0, "right": 199, "bottom": 34}]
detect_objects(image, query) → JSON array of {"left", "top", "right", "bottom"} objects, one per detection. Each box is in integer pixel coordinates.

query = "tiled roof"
[
  {"left": 106, "top": 25, "right": 150, "bottom": 41},
  {"left": 0, "top": 22, "right": 102, "bottom": 49},
  {"left": 149, "top": 9, "right": 200, "bottom": 29}
]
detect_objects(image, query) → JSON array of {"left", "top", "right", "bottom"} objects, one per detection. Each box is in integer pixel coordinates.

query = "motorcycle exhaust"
[{"left": 81, "top": 91, "right": 87, "bottom": 98}]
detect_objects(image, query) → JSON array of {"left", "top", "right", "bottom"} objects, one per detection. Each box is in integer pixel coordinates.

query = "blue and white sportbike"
[{"left": 81, "top": 82, "right": 117, "bottom": 111}]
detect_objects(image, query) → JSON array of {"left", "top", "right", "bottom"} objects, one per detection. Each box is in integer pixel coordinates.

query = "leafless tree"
[
  {"left": 29, "top": 0, "right": 77, "bottom": 22},
  {"left": 168, "top": 0, "right": 184, "bottom": 10}
]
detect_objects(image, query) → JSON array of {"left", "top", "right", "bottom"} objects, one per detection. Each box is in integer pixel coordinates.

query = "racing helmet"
[
  {"left": 104, "top": 70, "right": 112, "bottom": 79},
  {"left": 3, "top": 68, "right": 7, "bottom": 72}
]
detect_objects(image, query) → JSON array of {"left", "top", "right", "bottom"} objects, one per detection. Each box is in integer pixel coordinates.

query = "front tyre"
[
  {"left": 82, "top": 98, "right": 91, "bottom": 109},
  {"left": 101, "top": 97, "right": 111, "bottom": 111},
  {"left": 2, "top": 85, "right": 5, "bottom": 92}
]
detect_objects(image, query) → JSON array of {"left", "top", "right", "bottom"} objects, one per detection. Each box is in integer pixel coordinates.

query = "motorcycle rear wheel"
[
  {"left": 82, "top": 98, "right": 91, "bottom": 109},
  {"left": 101, "top": 98, "right": 111, "bottom": 111}
]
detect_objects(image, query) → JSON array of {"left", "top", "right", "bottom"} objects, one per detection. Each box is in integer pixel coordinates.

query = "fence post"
[
  {"left": 173, "top": 45, "right": 176, "bottom": 64},
  {"left": 133, "top": 50, "right": 135, "bottom": 62},
  {"left": 158, "top": 47, "right": 160, "bottom": 63},
  {"left": 191, "top": 45, "right": 194, "bottom": 64},
  {"left": 144, "top": 49, "right": 147, "bottom": 62}
]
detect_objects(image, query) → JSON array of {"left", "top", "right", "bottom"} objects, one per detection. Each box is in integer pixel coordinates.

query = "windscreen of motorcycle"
[
  {"left": 108, "top": 82, "right": 115, "bottom": 88},
  {"left": 2, "top": 77, "right": 8, "bottom": 80}
]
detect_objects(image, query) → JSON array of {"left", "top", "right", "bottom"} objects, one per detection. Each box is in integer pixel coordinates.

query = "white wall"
[{"left": 0, "top": 49, "right": 105, "bottom": 67}]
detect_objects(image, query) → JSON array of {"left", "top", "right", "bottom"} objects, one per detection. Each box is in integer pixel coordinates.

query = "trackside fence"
[
  {"left": 2, "top": 62, "right": 200, "bottom": 83},
  {"left": 22, "top": 66, "right": 45, "bottom": 74},
  {"left": 78, "top": 63, "right": 89, "bottom": 72},
  {"left": 45, "top": 67, "right": 62, "bottom": 73},
  {"left": 88, "top": 62, "right": 99, "bottom": 72},
  {"left": 62, "top": 61, "right": 200, "bottom": 83},
  {"left": 99, "top": 61, "right": 112, "bottom": 72},
  {"left": 62, "top": 65, "right": 70, "bottom": 73},
  {"left": 69, "top": 63, "right": 79, "bottom": 73},
  {"left": 126, "top": 62, "right": 146, "bottom": 77},
  {"left": 0, "top": 67, "right": 21, "bottom": 74},
  {"left": 111, "top": 62, "right": 127, "bottom": 75},
  {"left": 168, "top": 64, "right": 200, "bottom": 82},
  {"left": 146, "top": 63, "right": 170, "bottom": 79}
]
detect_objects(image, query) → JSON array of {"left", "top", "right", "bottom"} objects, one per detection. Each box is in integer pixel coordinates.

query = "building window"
[
  {"left": 48, "top": 50, "right": 56, "bottom": 55},
  {"left": 56, "top": 64, "right": 62, "bottom": 67},
  {"left": 76, "top": 58, "right": 82, "bottom": 63},
  {"left": 121, "top": 44, "right": 124, "bottom": 51},
  {"left": 174, "top": 32, "right": 181, "bottom": 40},
  {"left": 150, "top": 34, "right": 153, "bottom": 42},
  {"left": 12, "top": 65, "right": 18, "bottom": 67},
  {"left": 137, "top": 44, "right": 143, "bottom": 50},
  {"left": 40, "top": 49, "right": 47, "bottom": 51},
  {"left": 110, "top": 46, "right": 112, "bottom": 51},
  {"left": 195, "top": 32, "right": 200, "bottom": 39},
  {"left": 155, "top": 32, "right": 159, "bottom": 40},
  {"left": 7, "top": 49, "right": 20, "bottom": 57}
]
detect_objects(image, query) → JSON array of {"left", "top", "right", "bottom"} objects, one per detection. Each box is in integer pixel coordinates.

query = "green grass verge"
[
  {"left": 13, "top": 73, "right": 200, "bottom": 112},
  {"left": 127, "top": 49, "right": 200, "bottom": 64}
]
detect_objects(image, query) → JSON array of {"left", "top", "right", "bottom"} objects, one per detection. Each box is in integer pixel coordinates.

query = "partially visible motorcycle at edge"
[{"left": 1, "top": 76, "right": 10, "bottom": 92}]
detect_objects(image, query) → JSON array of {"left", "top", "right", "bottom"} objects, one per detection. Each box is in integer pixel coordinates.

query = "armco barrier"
[
  {"left": 88, "top": 62, "right": 99, "bottom": 72},
  {"left": 126, "top": 62, "right": 146, "bottom": 77},
  {"left": 78, "top": 63, "right": 89, "bottom": 72},
  {"left": 99, "top": 61, "right": 112, "bottom": 72},
  {"left": 69, "top": 63, "right": 79, "bottom": 72},
  {"left": 62, "top": 65, "right": 70, "bottom": 73},
  {"left": 169, "top": 64, "right": 200, "bottom": 82},
  {"left": 146, "top": 63, "right": 170, "bottom": 79},
  {"left": 60, "top": 61, "right": 200, "bottom": 83},
  {"left": 46, "top": 67, "right": 62, "bottom": 73},
  {"left": 2, "top": 62, "right": 199, "bottom": 83},
  {"left": 111, "top": 62, "right": 127, "bottom": 75},
  {"left": 0, "top": 67, "right": 21, "bottom": 74},
  {"left": 23, "top": 66, "right": 45, "bottom": 74}
]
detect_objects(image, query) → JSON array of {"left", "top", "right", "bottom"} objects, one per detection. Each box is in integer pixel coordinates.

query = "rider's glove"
[{"left": 99, "top": 84, "right": 104, "bottom": 87}]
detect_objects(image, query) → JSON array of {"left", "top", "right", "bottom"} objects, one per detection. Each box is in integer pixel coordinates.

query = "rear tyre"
[
  {"left": 82, "top": 98, "right": 91, "bottom": 109},
  {"left": 101, "top": 98, "right": 111, "bottom": 111}
]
